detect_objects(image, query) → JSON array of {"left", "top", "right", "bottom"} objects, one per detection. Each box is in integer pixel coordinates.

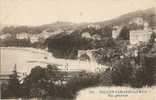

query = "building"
[
  {"left": 0, "top": 66, "right": 14, "bottom": 85},
  {"left": 129, "top": 20, "right": 156, "bottom": 45},
  {"left": 29, "top": 34, "right": 40, "bottom": 43},
  {"left": 0, "top": 74, "right": 11, "bottom": 84},
  {"left": 129, "top": 22, "right": 153, "bottom": 45},
  {"left": 16, "top": 32, "right": 30, "bottom": 39},
  {"left": 92, "top": 34, "right": 101, "bottom": 40},
  {"left": 129, "top": 17, "right": 144, "bottom": 25},
  {"left": 81, "top": 32, "right": 92, "bottom": 39},
  {"left": 81, "top": 32, "right": 101, "bottom": 40},
  {"left": 87, "top": 24, "right": 101, "bottom": 30},
  {"left": 112, "top": 26, "right": 121, "bottom": 39},
  {"left": 16, "top": 32, "right": 41, "bottom": 43},
  {"left": 0, "top": 33, "right": 11, "bottom": 40},
  {"left": 130, "top": 29, "right": 153, "bottom": 45}
]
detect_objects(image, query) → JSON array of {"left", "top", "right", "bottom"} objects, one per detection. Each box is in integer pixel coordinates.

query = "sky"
[{"left": 0, "top": 0, "right": 156, "bottom": 26}]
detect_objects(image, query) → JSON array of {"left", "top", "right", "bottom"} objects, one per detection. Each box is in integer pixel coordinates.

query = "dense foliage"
[
  {"left": 2, "top": 69, "right": 21, "bottom": 98},
  {"left": 46, "top": 26, "right": 113, "bottom": 59},
  {"left": 111, "top": 58, "right": 134, "bottom": 86},
  {"left": 118, "top": 26, "right": 130, "bottom": 40},
  {"left": 2, "top": 65, "right": 105, "bottom": 99},
  {"left": 111, "top": 34, "right": 156, "bottom": 87}
]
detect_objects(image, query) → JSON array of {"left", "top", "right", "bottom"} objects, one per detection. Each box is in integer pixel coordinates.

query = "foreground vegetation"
[{"left": 1, "top": 64, "right": 102, "bottom": 99}]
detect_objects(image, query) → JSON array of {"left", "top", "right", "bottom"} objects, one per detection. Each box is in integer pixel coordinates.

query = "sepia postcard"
[{"left": 0, "top": 0, "right": 156, "bottom": 100}]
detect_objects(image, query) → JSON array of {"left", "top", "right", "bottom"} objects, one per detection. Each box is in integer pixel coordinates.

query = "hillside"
[
  {"left": 94, "top": 7, "right": 156, "bottom": 27},
  {"left": 0, "top": 7, "right": 156, "bottom": 35},
  {"left": 0, "top": 21, "right": 77, "bottom": 34}
]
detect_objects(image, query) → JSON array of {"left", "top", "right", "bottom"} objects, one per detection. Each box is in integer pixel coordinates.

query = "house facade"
[
  {"left": 112, "top": 26, "right": 121, "bottom": 39},
  {"left": 81, "top": 32, "right": 92, "bottom": 39},
  {"left": 0, "top": 74, "right": 11, "bottom": 84},
  {"left": 0, "top": 33, "right": 11, "bottom": 40},
  {"left": 16, "top": 32, "right": 29, "bottom": 39},
  {"left": 130, "top": 29, "right": 153, "bottom": 45},
  {"left": 29, "top": 34, "right": 40, "bottom": 43},
  {"left": 16, "top": 32, "right": 40, "bottom": 43},
  {"left": 129, "top": 20, "right": 156, "bottom": 45}
]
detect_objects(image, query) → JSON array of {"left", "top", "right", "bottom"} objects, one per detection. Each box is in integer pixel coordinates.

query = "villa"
[{"left": 130, "top": 29, "right": 153, "bottom": 45}]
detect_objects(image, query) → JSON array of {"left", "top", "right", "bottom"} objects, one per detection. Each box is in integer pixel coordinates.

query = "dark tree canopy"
[
  {"left": 118, "top": 26, "right": 130, "bottom": 40},
  {"left": 46, "top": 32, "right": 93, "bottom": 59},
  {"left": 2, "top": 69, "right": 21, "bottom": 98}
]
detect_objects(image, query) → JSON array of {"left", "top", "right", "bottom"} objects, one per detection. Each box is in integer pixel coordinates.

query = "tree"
[
  {"left": 22, "top": 66, "right": 48, "bottom": 97},
  {"left": 149, "top": 32, "right": 156, "bottom": 44},
  {"left": 111, "top": 58, "right": 134, "bottom": 85},
  {"left": 130, "top": 56, "right": 156, "bottom": 87},
  {"left": 5, "top": 69, "right": 21, "bottom": 98},
  {"left": 105, "top": 38, "right": 116, "bottom": 47},
  {"left": 118, "top": 26, "right": 130, "bottom": 40},
  {"left": 103, "top": 26, "right": 112, "bottom": 37},
  {"left": 21, "top": 64, "right": 64, "bottom": 98},
  {"left": 47, "top": 32, "right": 92, "bottom": 59}
]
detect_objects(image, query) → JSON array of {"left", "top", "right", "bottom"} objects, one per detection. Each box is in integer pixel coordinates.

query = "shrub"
[{"left": 111, "top": 58, "right": 134, "bottom": 86}]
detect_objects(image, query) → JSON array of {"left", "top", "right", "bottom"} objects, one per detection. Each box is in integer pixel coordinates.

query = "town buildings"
[
  {"left": 81, "top": 32, "right": 101, "bottom": 40},
  {"left": 129, "top": 22, "right": 154, "bottom": 45},
  {"left": 112, "top": 19, "right": 155, "bottom": 46},
  {"left": 16, "top": 32, "right": 29, "bottom": 40},
  {"left": 130, "top": 29, "right": 153, "bottom": 45}
]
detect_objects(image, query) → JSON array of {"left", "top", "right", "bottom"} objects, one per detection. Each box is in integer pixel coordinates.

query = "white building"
[
  {"left": 15, "top": 32, "right": 41, "bottom": 43},
  {"left": 112, "top": 26, "right": 121, "bottom": 39},
  {"left": 130, "top": 29, "right": 153, "bottom": 45},
  {"left": 29, "top": 34, "right": 40, "bottom": 43},
  {"left": 81, "top": 32, "right": 92, "bottom": 39},
  {"left": 0, "top": 33, "right": 11, "bottom": 39},
  {"left": 92, "top": 34, "right": 101, "bottom": 40},
  {"left": 87, "top": 24, "right": 101, "bottom": 30},
  {"left": 16, "top": 32, "right": 30, "bottom": 39},
  {"left": 81, "top": 32, "right": 101, "bottom": 40},
  {"left": 129, "top": 22, "right": 154, "bottom": 45}
]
